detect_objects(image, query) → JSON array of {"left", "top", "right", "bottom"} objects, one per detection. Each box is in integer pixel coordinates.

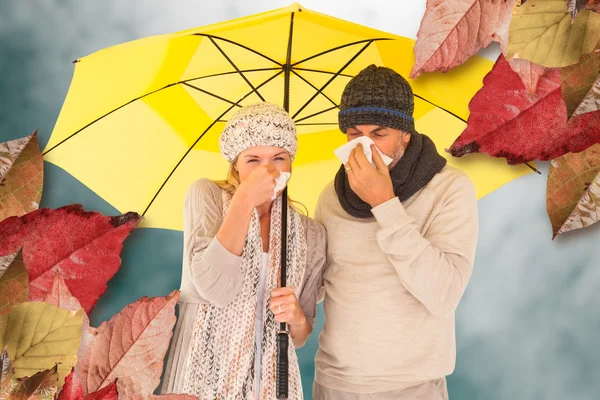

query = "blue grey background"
[{"left": 2, "top": 1, "right": 600, "bottom": 399}]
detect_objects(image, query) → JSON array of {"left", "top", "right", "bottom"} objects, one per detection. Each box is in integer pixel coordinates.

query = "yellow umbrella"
[{"left": 43, "top": 2, "right": 530, "bottom": 231}]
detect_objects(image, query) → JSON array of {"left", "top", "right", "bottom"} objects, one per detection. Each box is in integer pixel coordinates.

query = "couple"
[{"left": 160, "top": 65, "right": 479, "bottom": 400}]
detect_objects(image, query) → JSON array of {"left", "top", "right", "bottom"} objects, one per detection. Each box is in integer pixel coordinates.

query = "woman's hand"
[
  {"left": 236, "top": 165, "right": 280, "bottom": 208},
  {"left": 269, "top": 287, "right": 306, "bottom": 328}
]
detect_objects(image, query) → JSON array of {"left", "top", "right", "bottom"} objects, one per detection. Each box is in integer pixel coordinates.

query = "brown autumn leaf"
[
  {"left": 0, "top": 130, "right": 43, "bottom": 222},
  {"left": 568, "top": 0, "right": 589, "bottom": 20},
  {"left": 410, "top": 0, "right": 515, "bottom": 78},
  {"left": 0, "top": 252, "right": 17, "bottom": 280},
  {"left": 547, "top": 143, "right": 600, "bottom": 238},
  {"left": 78, "top": 291, "right": 180, "bottom": 400},
  {"left": 0, "top": 250, "right": 28, "bottom": 315},
  {"left": 0, "top": 350, "right": 59, "bottom": 400},
  {"left": 585, "top": 0, "right": 600, "bottom": 13},
  {"left": 561, "top": 51, "right": 600, "bottom": 117},
  {"left": 572, "top": 76, "right": 600, "bottom": 117}
]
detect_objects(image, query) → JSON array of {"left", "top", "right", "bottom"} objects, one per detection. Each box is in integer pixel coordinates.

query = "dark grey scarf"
[{"left": 334, "top": 133, "right": 447, "bottom": 219}]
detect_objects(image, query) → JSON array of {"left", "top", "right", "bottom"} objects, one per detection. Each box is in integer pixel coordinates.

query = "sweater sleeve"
[
  {"left": 370, "top": 175, "right": 478, "bottom": 317},
  {"left": 297, "top": 217, "right": 327, "bottom": 328},
  {"left": 184, "top": 179, "right": 243, "bottom": 308},
  {"left": 312, "top": 191, "right": 328, "bottom": 304}
]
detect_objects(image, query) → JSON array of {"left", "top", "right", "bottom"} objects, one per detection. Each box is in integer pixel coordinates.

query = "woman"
[{"left": 160, "top": 102, "right": 327, "bottom": 400}]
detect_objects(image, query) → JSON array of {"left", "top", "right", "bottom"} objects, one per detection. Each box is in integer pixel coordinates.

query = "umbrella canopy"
[{"left": 43, "top": 2, "right": 530, "bottom": 230}]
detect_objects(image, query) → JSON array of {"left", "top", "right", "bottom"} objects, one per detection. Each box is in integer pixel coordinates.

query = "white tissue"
[
  {"left": 333, "top": 136, "right": 393, "bottom": 167},
  {"left": 272, "top": 172, "right": 291, "bottom": 200}
]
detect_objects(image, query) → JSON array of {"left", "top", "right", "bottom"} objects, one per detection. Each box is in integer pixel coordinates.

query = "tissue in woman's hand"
[
  {"left": 272, "top": 172, "right": 291, "bottom": 200},
  {"left": 334, "top": 136, "right": 393, "bottom": 167}
]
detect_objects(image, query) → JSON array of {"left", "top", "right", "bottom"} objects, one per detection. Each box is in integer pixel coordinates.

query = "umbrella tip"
[{"left": 289, "top": 2, "right": 303, "bottom": 12}]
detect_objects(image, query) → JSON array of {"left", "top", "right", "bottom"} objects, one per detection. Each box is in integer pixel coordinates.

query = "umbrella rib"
[
  {"left": 295, "top": 123, "right": 338, "bottom": 126},
  {"left": 295, "top": 106, "right": 338, "bottom": 123},
  {"left": 183, "top": 82, "right": 242, "bottom": 107},
  {"left": 208, "top": 36, "right": 266, "bottom": 102},
  {"left": 293, "top": 67, "right": 353, "bottom": 78},
  {"left": 291, "top": 69, "right": 339, "bottom": 109},
  {"left": 42, "top": 83, "right": 178, "bottom": 155},
  {"left": 413, "top": 94, "right": 467, "bottom": 123},
  {"left": 292, "top": 40, "right": 373, "bottom": 120},
  {"left": 182, "top": 67, "right": 282, "bottom": 83},
  {"left": 42, "top": 69, "right": 284, "bottom": 155},
  {"left": 193, "top": 33, "right": 283, "bottom": 67},
  {"left": 142, "top": 70, "right": 284, "bottom": 216},
  {"left": 291, "top": 38, "right": 391, "bottom": 67}
]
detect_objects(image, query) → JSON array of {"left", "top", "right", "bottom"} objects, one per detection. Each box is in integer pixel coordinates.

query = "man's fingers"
[
  {"left": 372, "top": 145, "right": 389, "bottom": 174},
  {"left": 347, "top": 151, "right": 360, "bottom": 173},
  {"left": 354, "top": 143, "right": 373, "bottom": 169}
]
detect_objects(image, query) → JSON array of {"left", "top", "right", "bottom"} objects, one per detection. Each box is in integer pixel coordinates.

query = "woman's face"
[{"left": 234, "top": 146, "right": 292, "bottom": 182}]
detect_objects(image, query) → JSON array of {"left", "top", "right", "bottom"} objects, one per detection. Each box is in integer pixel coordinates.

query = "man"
[{"left": 313, "top": 64, "right": 478, "bottom": 399}]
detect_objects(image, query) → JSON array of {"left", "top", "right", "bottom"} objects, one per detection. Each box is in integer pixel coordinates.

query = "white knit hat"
[{"left": 219, "top": 102, "right": 298, "bottom": 162}]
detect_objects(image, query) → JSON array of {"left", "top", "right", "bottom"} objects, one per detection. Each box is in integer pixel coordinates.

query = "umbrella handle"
[{"left": 276, "top": 330, "right": 289, "bottom": 399}]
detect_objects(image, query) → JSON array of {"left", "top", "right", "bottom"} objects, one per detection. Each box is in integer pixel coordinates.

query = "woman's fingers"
[
  {"left": 269, "top": 295, "right": 297, "bottom": 314},
  {"left": 271, "top": 287, "right": 294, "bottom": 297},
  {"left": 274, "top": 311, "right": 296, "bottom": 324}
]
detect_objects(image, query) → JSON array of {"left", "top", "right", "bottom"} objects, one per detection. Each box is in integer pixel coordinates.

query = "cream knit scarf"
[{"left": 181, "top": 190, "right": 307, "bottom": 399}]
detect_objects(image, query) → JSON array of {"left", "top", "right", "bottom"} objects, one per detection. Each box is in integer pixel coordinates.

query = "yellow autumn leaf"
[
  {"left": 0, "top": 302, "right": 82, "bottom": 389},
  {"left": 508, "top": 0, "right": 600, "bottom": 67}
]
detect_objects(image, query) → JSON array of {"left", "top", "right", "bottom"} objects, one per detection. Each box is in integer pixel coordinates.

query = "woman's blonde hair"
[{"left": 214, "top": 158, "right": 308, "bottom": 216}]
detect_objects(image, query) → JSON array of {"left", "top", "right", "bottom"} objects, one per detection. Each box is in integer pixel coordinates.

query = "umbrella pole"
[
  {"left": 276, "top": 187, "right": 289, "bottom": 399},
  {"left": 277, "top": 10, "right": 295, "bottom": 399}
]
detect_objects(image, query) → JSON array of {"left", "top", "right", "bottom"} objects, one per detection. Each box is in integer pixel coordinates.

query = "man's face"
[{"left": 345, "top": 125, "right": 410, "bottom": 168}]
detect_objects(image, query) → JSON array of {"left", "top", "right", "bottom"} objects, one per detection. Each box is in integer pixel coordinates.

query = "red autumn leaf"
[
  {"left": 449, "top": 54, "right": 571, "bottom": 164},
  {"left": 0, "top": 130, "right": 43, "bottom": 222},
  {"left": 58, "top": 369, "right": 118, "bottom": 400},
  {"left": 508, "top": 58, "right": 548, "bottom": 96},
  {"left": 0, "top": 205, "right": 141, "bottom": 314},
  {"left": 78, "top": 291, "right": 180, "bottom": 400},
  {"left": 547, "top": 143, "right": 600, "bottom": 238},
  {"left": 0, "top": 250, "right": 28, "bottom": 315},
  {"left": 57, "top": 369, "right": 83, "bottom": 400},
  {"left": 410, "top": 0, "right": 515, "bottom": 78},
  {"left": 561, "top": 52, "right": 600, "bottom": 117},
  {"left": 82, "top": 384, "right": 118, "bottom": 400}
]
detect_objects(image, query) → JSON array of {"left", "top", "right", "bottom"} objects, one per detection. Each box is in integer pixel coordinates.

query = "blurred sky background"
[{"left": 2, "top": 1, "right": 600, "bottom": 399}]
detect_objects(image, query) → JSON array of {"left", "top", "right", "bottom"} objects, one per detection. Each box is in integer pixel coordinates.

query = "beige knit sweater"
[{"left": 313, "top": 165, "right": 478, "bottom": 393}]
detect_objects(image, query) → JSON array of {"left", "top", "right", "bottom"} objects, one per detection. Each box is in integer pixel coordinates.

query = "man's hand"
[{"left": 345, "top": 143, "right": 395, "bottom": 208}]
